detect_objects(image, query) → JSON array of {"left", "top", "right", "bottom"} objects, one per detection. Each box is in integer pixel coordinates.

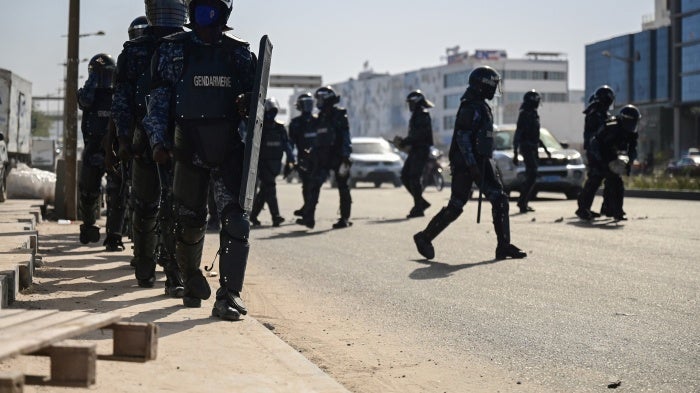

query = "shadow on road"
[
  {"left": 566, "top": 217, "right": 625, "bottom": 229},
  {"left": 365, "top": 218, "right": 409, "bottom": 225},
  {"left": 408, "top": 258, "right": 506, "bottom": 280},
  {"left": 257, "top": 228, "right": 334, "bottom": 240}
]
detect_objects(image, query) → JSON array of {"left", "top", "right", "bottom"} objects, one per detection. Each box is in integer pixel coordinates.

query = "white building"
[{"left": 304, "top": 49, "right": 585, "bottom": 150}]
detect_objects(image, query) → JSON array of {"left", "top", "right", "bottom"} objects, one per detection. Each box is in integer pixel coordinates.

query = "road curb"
[{"left": 596, "top": 189, "right": 700, "bottom": 201}]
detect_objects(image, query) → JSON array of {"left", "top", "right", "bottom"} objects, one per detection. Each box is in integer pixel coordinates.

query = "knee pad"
[
  {"left": 222, "top": 211, "right": 250, "bottom": 242},
  {"left": 131, "top": 196, "right": 159, "bottom": 218}
]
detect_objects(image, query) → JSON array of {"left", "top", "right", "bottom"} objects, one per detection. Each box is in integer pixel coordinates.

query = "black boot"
[
  {"left": 163, "top": 261, "right": 184, "bottom": 298},
  {"left": 211, "top": 287, "right": 247, "bottom": 321},
  {"left": 79, "top": 224, "right": 100, "bottom": 244},
  {"left": 413, "top": 232, "right": 435, "bottom": 259},
  {"left": 332, "top": 218, "right": 352, "bottom": 229},
  {"left": 413, "top": 206, "right": 462, "bottom": 259},
  {"left": 272, "top": 216, "right": 285, "bottom": 227},
  {"left": 495, "top": 244, "right": 527, "bottom": 260},
  {"left": 182, "top": 269, "right": 211, "bottom": 308},
  {"left": 103, "top": 233, "right": 125, "bottom": 252}
]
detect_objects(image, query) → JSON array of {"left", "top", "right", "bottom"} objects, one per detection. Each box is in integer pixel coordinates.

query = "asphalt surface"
[{"left": 246, "top": 182, "right": 700, "bottom": 392}]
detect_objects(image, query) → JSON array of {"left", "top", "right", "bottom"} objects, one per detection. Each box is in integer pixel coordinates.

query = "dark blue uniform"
[
  {"left": 143, "top": 30, "right": 256, "bottom": 308},
  {"left": 400, "top": 108, "right": 433, "bottom": 216},
  {"left": 288, "top": 112, "right": 317, "bottom": 214},
  {"left": 300, "top": 106, "right": 352, "bottom": 228},
  {"left": 250, "top": 119, "right": 294, "bottom": 226},
  {"left": 513, "top": 106, "right": 545, "bottom": 212}
]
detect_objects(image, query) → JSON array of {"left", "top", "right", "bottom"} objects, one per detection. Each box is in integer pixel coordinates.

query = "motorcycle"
[{"left": 421, "top": 147, "right": 445, "bottom": 192}]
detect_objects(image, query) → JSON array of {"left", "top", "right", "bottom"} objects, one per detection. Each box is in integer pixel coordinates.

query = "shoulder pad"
[
  {"left": 162, "top": 31, "right": 191, "bottom": 43},
  {"left": 606, "top": 118, "right": 619, "bottom": 127},
  {"left": 274, "top": 120, "right": 285, "bottom": 127},
  {"left": 222, "top": 33, "right": 250, "bottom": 48},
  {"left": 335, "top": 107, "right": 347, "bottom": 115}
]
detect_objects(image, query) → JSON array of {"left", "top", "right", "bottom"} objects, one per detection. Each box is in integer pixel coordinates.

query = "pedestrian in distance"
[
  {"left": 576, "top": 105, "right": 640, "bottom": 221},
  {"left": 143, "top": 0, "right": 258, "bottom": 321},
  {"left": 581, "top": 85, "right": 615, "bottom": 218},
  {"left": 296, "top": 86, "right": 353, "bottom": 230},
  {"left": 77, "top": 53, "right": 116, "bottom": 247},
  {"left": 512, "top": 90, "right": 550, "bottom": 214},
  {"left": 249, "top": 97, "right": 295, "bottom": 227},
  {"left": 413, "top": 66, "right": 527, "bottom": 261},
  {"left": 394, "top": 90, "right": 434, "bottom": 218},
  {"left": 112, "top": 1, "right": 187, "bottom": 297},
  {"left": 288, "top": 92, "right": 317, "bottom": 218}
]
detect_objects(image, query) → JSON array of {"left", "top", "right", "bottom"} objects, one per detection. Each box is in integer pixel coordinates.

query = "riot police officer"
[
  {"left": 250, "top": 98, "right": 295, "bottom": 227},
  {"left": 577, "top": 105, "right": 639, "bottom": 221},
  {"left": 112, "top": 0, "right": 186, "bottom": 296},
  {"left": 577, "top": 85, "right": 615, "bottom": 220},
  {"left": 288, "top": 92, "right": 317, "bottom": 217},
  {"left": 512, "top": 90, "right": 550, "bottom": 213},
  {"left": 77, "top": 53, "right": 115, "bottom": 246},
  {"left": 143, "top": 0, "right": 257, "bottom": 321},
  {"left": 101, "top": 16, "right": 150, "bottom": 252},
  {"left": 395, "top": 90, "right": 434, "bottom": 218},
  {"left": 413, "top": 66, "right": 527, "bottom": 261}
]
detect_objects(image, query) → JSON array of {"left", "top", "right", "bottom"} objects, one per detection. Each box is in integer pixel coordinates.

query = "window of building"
[
  {"left": 443, "top": 93, "right": 462, "bottom": 109},
  {"left": 443, "top": 115, "right": 456, "bottom": 130},
  {"left": 444, "top": 71, "right": 469, "bottom": 88}
]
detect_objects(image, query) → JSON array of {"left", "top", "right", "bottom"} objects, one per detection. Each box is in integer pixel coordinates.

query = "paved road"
[{"left": 244, "top": 182, "right": 700, "bottom": 392}]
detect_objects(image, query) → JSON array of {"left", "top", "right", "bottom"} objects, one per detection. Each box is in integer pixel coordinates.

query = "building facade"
[
  {"left": 297, "top": 50, "right": 583, "bottom": 150},
  {"left": 585, "top": 0, "right": 700, "bottom": 163}
]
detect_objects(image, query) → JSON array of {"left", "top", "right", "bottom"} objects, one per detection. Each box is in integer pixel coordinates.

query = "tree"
[{"left": 31, "top": 110, "right": 52, "bottom": 137}]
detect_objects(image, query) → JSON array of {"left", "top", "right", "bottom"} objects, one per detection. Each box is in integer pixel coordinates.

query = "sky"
[{"left": 0, "top": 0, "right": 656, "bottom": 105}]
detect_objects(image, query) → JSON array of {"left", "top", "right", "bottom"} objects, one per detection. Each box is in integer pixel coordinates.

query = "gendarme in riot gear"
[
  {"left": 112, "top": 0, "right": 186, "bottom": 296},
  {"left": 413, "top": 66, "right": 527, "bottom": 261},
  {"left": 296, "top": 86, "right": 353, "bottom": 229},
  {"left": 577, "top": 105, "right": 639, "bottom": 221},
  {"left": 78, "top": 53, "right": 116, "bottom": 245},
  {"left": 250, "top": 98, "right": 295, "bottom": 227},
  {"left": 289, "top": 92, "right": 317, "bottom": 217},
  {"left": 395, "top": 89, "right": 434, "bottom": 218},
  {"left": 512, "top": 89, "right": 550, "bottom": 214},
  {"left": 142, "top": 0, "right": 258, "bottom": 321}
]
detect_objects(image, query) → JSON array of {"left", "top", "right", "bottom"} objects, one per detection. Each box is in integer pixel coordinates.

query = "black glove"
[
  {"left": 235, "top": 92, "right": 252, "bottom": 118},
  {"left": 625, "top": 163, "right": 631, "bottom": 176},
  {"left": 283, "top": 161, "right": 295, "bottom": 179},
  {"left": 512, "top": 150, "right": 519, "bottom": 166}
]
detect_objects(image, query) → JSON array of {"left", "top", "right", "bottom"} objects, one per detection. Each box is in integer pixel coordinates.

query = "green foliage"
[
  {"left": 624, "top": 174, "right": 700, "bottom": 191},
  {"left": 31, "top": 110, "right": 52, "bottom": 137}
]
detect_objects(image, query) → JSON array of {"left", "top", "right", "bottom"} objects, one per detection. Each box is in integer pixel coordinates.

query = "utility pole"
[{"left": 63, "top": 0, "right": 79, "bottom": 220}]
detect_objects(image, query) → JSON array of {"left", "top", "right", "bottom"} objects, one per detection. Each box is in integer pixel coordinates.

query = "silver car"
[
  {"left": 492, "top": 125, "right": 586, "bottom": 200},
  {"left": 344, "top": 137, "right": 404, "bottom": 188}
]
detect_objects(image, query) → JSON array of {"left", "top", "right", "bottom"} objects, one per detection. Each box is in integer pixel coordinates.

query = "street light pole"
[
  {"left": 63, "top": 0, "right": 80, "bottom": 220},
  {"left": 601, "top": 50, "right": 639, "bottom": 106}
]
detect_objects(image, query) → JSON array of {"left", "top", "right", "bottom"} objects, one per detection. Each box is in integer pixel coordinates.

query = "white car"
[
  {"left": 334, "top": 137, "right": 403, "bottom": 188},
  {"left": 492, "top": 125, "right": 586, "bottom": 200}
]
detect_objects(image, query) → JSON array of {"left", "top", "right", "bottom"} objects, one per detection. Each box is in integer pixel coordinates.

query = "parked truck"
[{"left": 0, "top": 68, "right": 33, "bottom": 202}]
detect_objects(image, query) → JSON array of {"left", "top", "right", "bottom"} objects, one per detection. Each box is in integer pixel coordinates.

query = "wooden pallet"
[{"left": 0, "top": 309, "right": 157, "bottom": 392}]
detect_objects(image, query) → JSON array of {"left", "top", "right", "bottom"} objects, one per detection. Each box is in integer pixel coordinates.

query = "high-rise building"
[{"left": 586, "top": 0, "right": 699, "bottom": 162}]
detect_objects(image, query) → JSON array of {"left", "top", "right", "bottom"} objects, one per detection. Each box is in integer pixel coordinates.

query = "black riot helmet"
[
  {"left": 406, "top": 90, "right": 434, "bottom": 112},
  {"left": 128, "top": 16, "right": 149, "bottom": 39},
  {"left": 264, "top": 97, "right": 279, "bottom": 120},
  {"left": 522, "top": 90, "right": 541, "bottom": 109},
  {"left": 145, "top": 0, "right": 187, "bottom": 28},
  {"left": 296, "top": 92, "right": 314, "bottom": 114},
  {"left": 314, "top": 86, "right": 340, "bottom": 110},
  {"left": 187, "top": 0, "right": 233, "bottom": 29},
  {"left": 88, "top": 53, "right": 116, "bottom": 89},
  {"left": 593, "top": 85, "right": 615, "bottom": 109},
  {"left": 617, "top": 105, "right": 641, "bottom": 133},
  {"left": 468, "top": 66, "right": 502, "bottom": 100}
]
